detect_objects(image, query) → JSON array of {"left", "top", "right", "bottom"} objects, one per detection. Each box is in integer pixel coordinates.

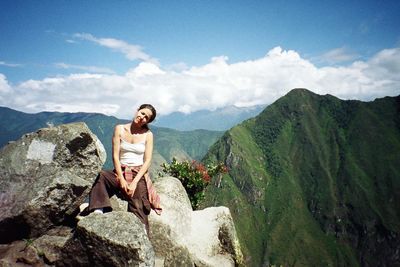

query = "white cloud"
[
  {"left": 55, "top": 62, "right": 115, "bottom": 74},
  {"left": 166, "top": 62, "right": 189, "bottom": 72},
  {"left": 25, "top": 102, "right": 120, "bottom": 115},
  {"left": 0, "top": 74, "right": 12, "bottom": 92},
  {"left": 367, "top": 47, "right": 400, "bottom": 78},
  {"left": 0, "top": 74, "right": 12, "bottom": 104},
  {"left": 74, "top": 33, "right": 159, "bottom": 64},
  {"left": 0, "top": 61, "right": 22, "bottom": 67},
  {"left": 1, "top": 46, "right": 399, "bottom": 119},
  {"left": 319, "top": 47, "right": 360, "bottom": 64}
]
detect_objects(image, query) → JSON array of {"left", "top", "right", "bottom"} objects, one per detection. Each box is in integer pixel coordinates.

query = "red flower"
[
  {"left": 202, "top": 172, "right": 211, "bottom": 182},
  {"left": 192, "top": 161, "right": 210, "bottom": 183}
]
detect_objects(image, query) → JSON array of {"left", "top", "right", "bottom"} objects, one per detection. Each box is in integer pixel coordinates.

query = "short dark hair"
[{"left": 139, "top": 104, "right": 157, "bottom": 123}]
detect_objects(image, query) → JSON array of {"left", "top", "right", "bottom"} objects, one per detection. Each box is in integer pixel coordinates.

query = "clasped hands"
[{"left": 116, "top": 174, "right": 137, "bottom": 197}]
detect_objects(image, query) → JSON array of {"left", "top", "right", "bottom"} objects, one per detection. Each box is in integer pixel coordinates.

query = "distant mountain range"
[
  {"left": 153, "top": 105, "right": 266, "bottom": 131},
  {"left": 0, "top": 107, "right": 223, "bottom": 173},
  {"left": 201, "top": 89, "right": 400, "bottom": 266}
]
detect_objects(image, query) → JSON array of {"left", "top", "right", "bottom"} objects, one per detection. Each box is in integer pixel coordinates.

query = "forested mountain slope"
[{"left": 202, "top": 89, "right": 400, "bottom": 266}]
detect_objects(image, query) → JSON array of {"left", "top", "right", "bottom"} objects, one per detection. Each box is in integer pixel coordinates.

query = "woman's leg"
[
  {"left": 88, "top": 170, "right": 119, "bottom": 212},
  {"left": 127, "top": 177, "right": 151, "bottom": 233}
]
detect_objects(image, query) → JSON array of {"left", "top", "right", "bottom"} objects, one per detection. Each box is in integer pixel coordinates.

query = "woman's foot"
[
  {"left": 79, "top": 202, "right": 89, "bottom": 213},
  {"left": 76, "top": 202, "right": 90, "bottom": 221},
  {"left": 93, "top": 208, "right": 104, "bottom": 214}
]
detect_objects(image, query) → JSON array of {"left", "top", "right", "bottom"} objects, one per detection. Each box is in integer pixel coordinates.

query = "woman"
[{"left": 86, "top": 104, "right": 161, "bottom": 234}]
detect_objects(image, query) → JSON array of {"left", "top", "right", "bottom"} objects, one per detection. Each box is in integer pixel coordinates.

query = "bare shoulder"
[
  {"left": 113, "top": 124, "right": 123, "bottom": 135},
  {"left": 146, "top": 130, "right": 154, "bottom": 139},
  {"left": 146, "top": 130, "right": 154, "bottom": 141}
]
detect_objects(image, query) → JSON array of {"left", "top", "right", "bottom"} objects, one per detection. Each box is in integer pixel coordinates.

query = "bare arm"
[
  {"left": 133, "top": 131, "right": 153, "bottom": 182},
  {"left": 112, "top": 125, "right": 128, "bottom": 191}
]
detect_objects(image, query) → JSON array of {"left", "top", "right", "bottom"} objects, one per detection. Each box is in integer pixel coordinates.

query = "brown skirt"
[{"left": 88, "top": 169, "right": 151, "bottom": 233}]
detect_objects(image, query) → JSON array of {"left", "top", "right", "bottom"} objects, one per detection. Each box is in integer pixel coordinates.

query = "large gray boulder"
[
  {"left": 188, "top": 207, "right": 243, "bottom": 266},
  {"left": 149, "top": 176, "right": 244, "bottom": 267},
  {"left": 149, "top": 177, "right": 194, "bottom": 266},
  {"left": 60, "top": 212, "right": 155, "bottom": 267},
  {"left": 0, "top": 212, "right": 156, "bottom": 267},
  {"left": 0, "top": 122, "right": 106, "bottom": 243}
]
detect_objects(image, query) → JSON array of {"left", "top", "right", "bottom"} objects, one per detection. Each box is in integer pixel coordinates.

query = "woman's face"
[{"left": 134, "top": 108, "right": 153, "bottom": 127}]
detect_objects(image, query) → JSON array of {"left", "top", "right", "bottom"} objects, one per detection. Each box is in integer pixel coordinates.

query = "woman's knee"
[{"left": 99, "top": 170, "right": 115, "bottom": 182}]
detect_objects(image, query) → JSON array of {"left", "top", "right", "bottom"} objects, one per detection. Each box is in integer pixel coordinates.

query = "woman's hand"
[
  {"left": 116, "top": 174, "right": 129, "bottom": 193},
  {"left": 127, "top": 181, "right": 138, "bottom": 197}
]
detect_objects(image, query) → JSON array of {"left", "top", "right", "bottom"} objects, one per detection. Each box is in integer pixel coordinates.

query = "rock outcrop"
[
  {"left": 0, "top": 122, "right": 243, "bottom": 267},
  {"left": 60, "top": 212, "right": 154, "bottom": 267},
  {"left": 0, "top": 122, "right": 106, "bottom": 243},
  {"left": 149, "top": 177, "right": 244, "bottom": 266},
  {"left": 0, "top": 226, "right": 73, "bottom": 266}
]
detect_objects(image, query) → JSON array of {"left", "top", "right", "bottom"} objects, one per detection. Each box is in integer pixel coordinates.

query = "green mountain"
[
  {"left": 201, "top": 89, "right": 400, "bottom": 266},
  {"left": 0, "top": 107, "right": 223, "bottom": 171},
  {"left": 152, "top": 126, "right": 223, "bottom": 161}
]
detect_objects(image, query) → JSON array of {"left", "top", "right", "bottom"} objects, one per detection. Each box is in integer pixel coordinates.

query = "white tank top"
[{"left": 119, "top": 126, "right": 147, "bottom": 166}]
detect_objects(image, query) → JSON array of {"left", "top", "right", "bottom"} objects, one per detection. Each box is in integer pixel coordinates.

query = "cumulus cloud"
[
  {"left": 0, "top": 74, "right": 12, "bottom": 92},
  {"left": 74, "top": 33, "right": 159, "bottom": 64},
  {"left": 0, "top": 74, "right": 12, "bottom": 105},
  {"left": 1, "top": 46, "right": 399, "bottom": 119},
  {"left": 166, "top": 62, "right": 189, "bottom": 72}
]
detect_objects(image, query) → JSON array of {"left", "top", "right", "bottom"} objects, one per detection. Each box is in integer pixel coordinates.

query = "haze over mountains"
[
  {"left": 153, "top": 105, "right": 266, "bottom": 131},
  {"left": 201, "top": 89, "right": 400, "bottom": 266}
]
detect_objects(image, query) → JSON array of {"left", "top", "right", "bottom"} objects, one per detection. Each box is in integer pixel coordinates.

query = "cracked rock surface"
[{"left": 0, "top": 122, "right": 106, "bottom": 243}]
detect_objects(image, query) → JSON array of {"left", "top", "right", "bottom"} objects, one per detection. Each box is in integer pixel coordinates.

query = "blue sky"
[{"left": 0, "top": 0, "right": 399, "bottom": 118}]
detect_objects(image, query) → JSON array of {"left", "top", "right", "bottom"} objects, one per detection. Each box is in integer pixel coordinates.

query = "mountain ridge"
[{"left": 201, "top": 88, "right": 400, "bottom": 266}]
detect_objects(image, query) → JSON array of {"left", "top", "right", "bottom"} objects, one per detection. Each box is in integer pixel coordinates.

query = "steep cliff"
[{"left": 202, "top": 89, "right": 400, "bottom": 266}]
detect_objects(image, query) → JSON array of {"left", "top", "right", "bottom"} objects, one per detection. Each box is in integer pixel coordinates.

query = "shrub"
[{"left": 160, "top": 158, "right": 227, "bottom": 209}]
